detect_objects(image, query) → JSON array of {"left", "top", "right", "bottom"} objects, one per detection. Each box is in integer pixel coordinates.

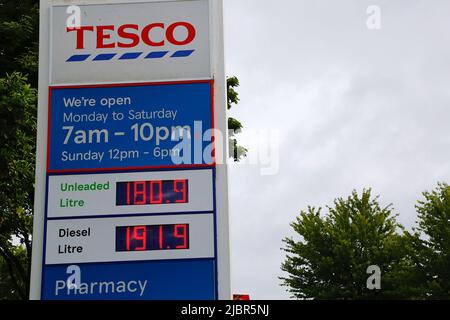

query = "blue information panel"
[
  {"left": 48, "top": 82, "right": 214, "bottom": 172},
  {"left": 43, "top": 260, "right": 216, "bottom": 300},
  {"left": 43, "top": 81, "right": 218, "bottom": 300}
]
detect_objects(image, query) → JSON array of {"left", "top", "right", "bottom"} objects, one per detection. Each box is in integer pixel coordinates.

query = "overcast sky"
[{"left": 223, "top": 0, "right": 450, "bottom": 299}]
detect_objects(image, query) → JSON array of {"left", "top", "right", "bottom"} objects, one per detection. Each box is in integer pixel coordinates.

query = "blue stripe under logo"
[
  {"left": 66, "top": 54, "right": 91, "bottom": 62},
  {"left": 66, "top": 50, "right": 195, "bottom": 62}
]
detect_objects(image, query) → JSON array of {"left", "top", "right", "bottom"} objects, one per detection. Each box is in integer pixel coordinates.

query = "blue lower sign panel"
[
  {"left": 43, "top": 259, "right": 216, "bottom": 300},
  {"left": 48, "top": 81, "right": 214, "bottom": 172}
]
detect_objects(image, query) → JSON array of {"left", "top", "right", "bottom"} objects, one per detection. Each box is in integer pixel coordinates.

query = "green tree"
[
  {"left": 409, "top": 183, "right": 450, "bottom": 299},
  {"left": 0, "top": 0, "right": 39, "bottom": 87},
  {"left": 281, "top": 189, "right": 411, "bottom": 299},
  {"left": 0, "top": 246, "right": 28, "bottom": 300},
  {"left": 0, "top": 72, "right": 36, "bottom": 300},
  {"left": 227, "top": 76, "right": 247, "bottom": 161},
  {"left": 0, "top": 0, "right": 39, "bottom": 300}
]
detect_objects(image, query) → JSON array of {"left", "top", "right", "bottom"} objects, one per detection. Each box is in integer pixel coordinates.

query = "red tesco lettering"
[{"left": 67, "top": 22, "right": 196, "bottom": 49}]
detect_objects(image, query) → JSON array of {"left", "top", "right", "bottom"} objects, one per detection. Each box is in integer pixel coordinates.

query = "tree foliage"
[
  {"left": 281, "top": 189, "right": 412, "bottom": 299},
  {"left": 0, "top": 0, "right": 39, "bottom": 87},
  {"left": 0, "top": 0, "right": 39, "bottom": 300},
  {"left": 0, "top": 72, "right": 36, "bottom": 300},
  {"left": 282, "top": 185, "right": 450, "bottom": 300},
  {"left": 0, "top": 246, "right": 28, "bottom": 300},
  {"left": 227, "top": 76, "right": 247, "bottom": 161},
  {"left": 408, "top": 183, "right": 450, "bottom": 299}
]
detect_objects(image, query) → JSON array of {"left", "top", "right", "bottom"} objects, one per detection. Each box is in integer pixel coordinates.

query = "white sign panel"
[
  {"left": 45, "top": 214, "right": 215, "bottom": 264},
  {"left": 50, "top": 0, "right": 211, "bottom": 84},
  {"left": 47, "top": 169, "right": 214, "bottom": 218}
]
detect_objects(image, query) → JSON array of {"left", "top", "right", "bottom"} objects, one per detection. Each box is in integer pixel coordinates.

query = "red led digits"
[
  {"left": 117, "top": 179, "right": 189, "bottom": 206},
  {"left": 133, "top": 181, "right": 146, "bottom": 205},
  {"left": 174, "top": 180, "right": 187, "bottom": 203},
  {"left": 174, "top": 224, "right": 188, "bottom": 249},
  {"left": 150, "top": 180, "right": 163, "bottom": 204},
  {"left": 117, "top": 224, "right": 189, "bottom": 252},
  {"left": 126, "top": 182, "right": 131, "bottom": 205},
  {"left": 159, "top": 225, "right": 164, "bottom": 250},
  {"left": 126, "top": 226, "right": 131, "bottom": 251},
  {"left": 126, "top": 226, "right": 147, "bottom": 251},
  {"left": 134, "top": 226, "right": 147, "bottom": 251}
]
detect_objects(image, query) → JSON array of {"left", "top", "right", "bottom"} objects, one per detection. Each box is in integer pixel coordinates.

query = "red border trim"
[
  {"left": 46, "top": 89, "right": 52, "bottom": 171},
  {"left": 47, "top": 79, "right": 216, "bottom": 174},
  {"left": 210, "top": 81, "right": 216, "bottom": 164}
]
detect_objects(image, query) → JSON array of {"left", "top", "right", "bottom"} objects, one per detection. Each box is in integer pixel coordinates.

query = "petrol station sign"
[{"left": 31, "top": 0, "right": 230, "bottom": 300}]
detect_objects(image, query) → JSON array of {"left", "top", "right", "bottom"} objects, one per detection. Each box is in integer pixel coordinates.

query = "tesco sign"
[
  {"left": 50, "top": 1, "right": 211, "bottom": 84},
  {"left": 67, "top": 22, "right": 196, "bottom": 49}
]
